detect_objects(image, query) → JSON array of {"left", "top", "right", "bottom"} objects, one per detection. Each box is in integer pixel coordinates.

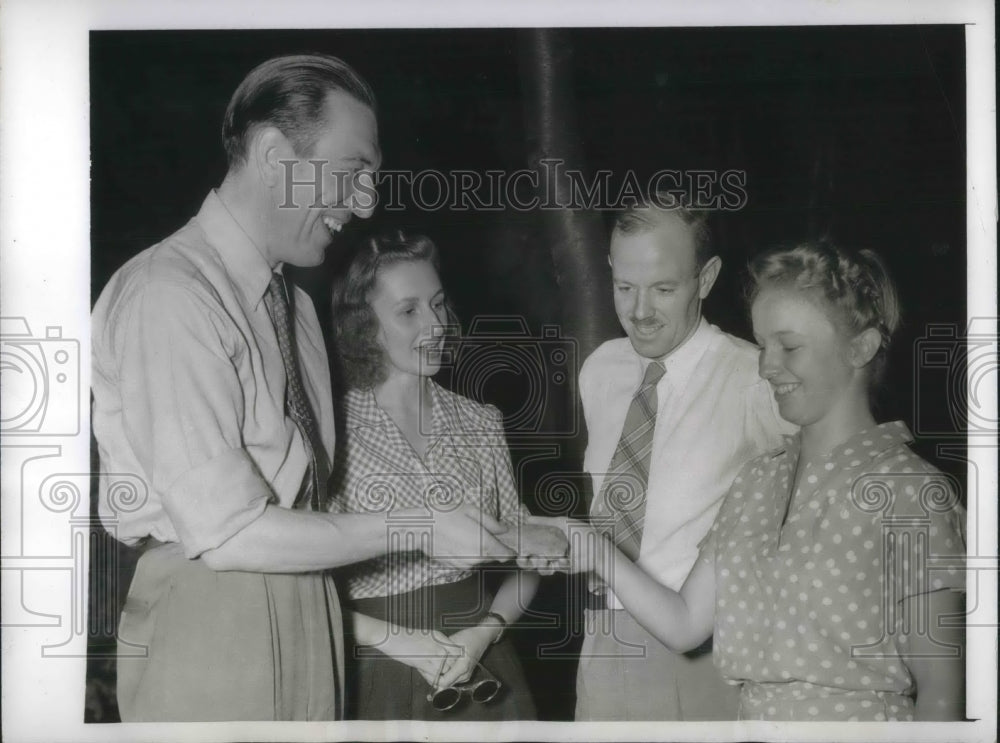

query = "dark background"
[{"left": 87, "top": 26, "right": 967, "bottom": 722}]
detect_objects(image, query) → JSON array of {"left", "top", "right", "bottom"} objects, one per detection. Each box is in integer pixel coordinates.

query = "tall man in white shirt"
[{"left": 574, "top": 193, "right": 792, "bottom": 720}]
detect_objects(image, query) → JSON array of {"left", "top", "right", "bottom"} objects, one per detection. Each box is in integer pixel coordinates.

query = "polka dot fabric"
[{"left": 700, "top": 421, "right": 966, "bottom": 721}]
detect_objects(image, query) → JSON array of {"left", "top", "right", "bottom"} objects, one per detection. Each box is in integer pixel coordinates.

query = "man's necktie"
[
  {"left": 591, "top": 360, "right": 665, "bottom": 561},
  {"left": 266, "top": 273, "right": 330, "bottom": 511}
]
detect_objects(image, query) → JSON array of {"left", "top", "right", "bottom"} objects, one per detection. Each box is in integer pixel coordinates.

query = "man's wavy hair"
[
  {"left": 222, "top": 53, "right": 376, "bottom": 169},
  {"left": 332, "top": 231, "right": 457, "bottom": 390}
]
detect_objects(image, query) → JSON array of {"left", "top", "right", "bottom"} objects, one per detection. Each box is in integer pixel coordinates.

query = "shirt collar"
[
  {"left": 346, "top": 382, "right": 450, "bottom": 440},
  {"left": 429, "top": 382, "right": 463, "bottom": 438},
  {"left": 634, "top": 316, "right": 712, "bottom": 390},
  {"left": 773, "top": 420, "right": 914, "bottom": 462},
  {"left": 346, "top": 387, "right": 384, "bottom": 428},
  {"left": 195, "top": 189, "right": 275, "bottom": 309}
]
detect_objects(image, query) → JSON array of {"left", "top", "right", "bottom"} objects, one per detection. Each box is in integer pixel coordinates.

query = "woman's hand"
[
  {"left": 495, "top": 518, "right": 570, "bottom": 574},
  {"left": 434, "top": 623, "right": 499, "bottom": 690},
  {"left": 419, "top": 505, "right": 516, "bottom": 567},
  {"left": 374, "top": 625, "right": 462, "bottom": 689},
  {"left": 524, "top": 515, "right": 605, "bottom": 574}
]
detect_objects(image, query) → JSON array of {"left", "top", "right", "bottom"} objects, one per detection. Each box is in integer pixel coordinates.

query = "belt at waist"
[{"left": 347, "top": 576, "right": 489, "bottom": 633}]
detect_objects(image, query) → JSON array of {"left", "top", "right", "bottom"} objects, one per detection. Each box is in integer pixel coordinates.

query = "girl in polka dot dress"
[{"left": 563, "top": 241, "right": 966, "bottom": 721}]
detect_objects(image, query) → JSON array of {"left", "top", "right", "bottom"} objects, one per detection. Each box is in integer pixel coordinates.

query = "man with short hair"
[
  {"left": 573, "top": 194, "right": 793, "bottom": 721},
  {"left": 91, "top": 54, "right": 517, "bottom": 722}
]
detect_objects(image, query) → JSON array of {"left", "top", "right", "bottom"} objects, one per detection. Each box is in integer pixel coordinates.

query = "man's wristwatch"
[{"left": 485, "top": 611, "right": 508, "bottom": 644}]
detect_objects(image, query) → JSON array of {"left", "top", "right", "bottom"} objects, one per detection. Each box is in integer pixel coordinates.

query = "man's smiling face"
[
  {"left": 271, "top": 89, "right": 380, "bottom": 267},
  {"left": 610, "top": 213, "right": 709, "bottom": 360}
]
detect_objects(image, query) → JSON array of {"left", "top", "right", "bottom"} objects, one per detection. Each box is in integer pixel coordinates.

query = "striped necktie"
[
  {"left": 266, "top": 272, "right": 330, "bottom": 511},
  {"left": 591, "top": 360, "right": 665, "bottom": 561}
]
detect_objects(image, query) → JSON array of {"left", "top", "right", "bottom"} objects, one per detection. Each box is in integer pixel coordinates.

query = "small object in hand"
[{"left": 427, "top": 662, "right": 502, "bottom": 712}]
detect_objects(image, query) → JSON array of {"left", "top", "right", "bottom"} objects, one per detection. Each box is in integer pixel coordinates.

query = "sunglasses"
[{"left": 427, "top": 662, "right": 502, "bottom": 712}]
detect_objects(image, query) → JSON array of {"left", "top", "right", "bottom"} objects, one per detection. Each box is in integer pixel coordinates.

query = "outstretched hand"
[
  {"left": 424, "top": 505, "right": 516, "bottom": 567},
  {"left": 522, "top": 515, "right": 608, "bottom": 574},
  {"left": 494, "top": 520, "right": 570, "bottom": 574}
]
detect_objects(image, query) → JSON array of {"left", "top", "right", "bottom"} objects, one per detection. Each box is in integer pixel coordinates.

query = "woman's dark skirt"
[{"left": 345, "top": 575, "right": 537, "bottom": 720}]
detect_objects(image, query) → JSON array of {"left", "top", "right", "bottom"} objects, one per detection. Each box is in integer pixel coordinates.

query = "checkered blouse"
[{"left": 329, "top": 382, "right": 529, "bottom": 599}]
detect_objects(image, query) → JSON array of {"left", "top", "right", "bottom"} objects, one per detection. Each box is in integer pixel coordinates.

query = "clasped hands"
[
  {"left": 426, "top": 506, "right": 603, "bottom": 575},
  {"left": 499, "top": 515, "right": 612, "bottom": 576}
]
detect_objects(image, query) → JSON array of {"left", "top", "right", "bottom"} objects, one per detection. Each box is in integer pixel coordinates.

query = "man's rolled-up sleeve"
[{"left": 117, "top": 279, "right": 271, "bottom": 558}]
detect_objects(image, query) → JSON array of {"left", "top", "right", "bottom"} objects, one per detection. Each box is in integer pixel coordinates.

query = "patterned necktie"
[
  {"left": 591, "top": 360, "right": 665, "bottom": 561},
  {"left": 266, "top": 272, "right": 330, "bottom": 511}
]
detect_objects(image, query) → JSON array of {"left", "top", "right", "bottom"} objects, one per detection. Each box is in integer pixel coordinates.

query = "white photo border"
[{"left": 1, "top": 1, "right": 995, "bottom": 742}]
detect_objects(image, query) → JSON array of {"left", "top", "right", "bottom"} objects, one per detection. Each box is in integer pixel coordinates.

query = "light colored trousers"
[
  {"left": 575, "top": 608, "right": 740, "bottom": 721},
  {"left": 117, "top": 542, "right": 343, "bottom": 721}
]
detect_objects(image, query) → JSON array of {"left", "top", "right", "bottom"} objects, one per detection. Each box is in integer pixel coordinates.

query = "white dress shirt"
[{"left": 581, "top": 318, "right": 793, "bottom": 607}]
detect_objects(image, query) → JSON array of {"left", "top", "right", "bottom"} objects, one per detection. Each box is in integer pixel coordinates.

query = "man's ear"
[
  {"left": 249, "top": 126, "right": 294, "bottom": 188},
  {"left": 850, "top": 327, "right": 882, "bottom": 368},
  {"left": 698, "top": 256, "right": 722, "bottom": 299}
]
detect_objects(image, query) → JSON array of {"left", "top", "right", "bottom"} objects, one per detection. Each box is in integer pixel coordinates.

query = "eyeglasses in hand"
[{"left": 427, "top": 662, "right": 502, "bottom": 712}]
